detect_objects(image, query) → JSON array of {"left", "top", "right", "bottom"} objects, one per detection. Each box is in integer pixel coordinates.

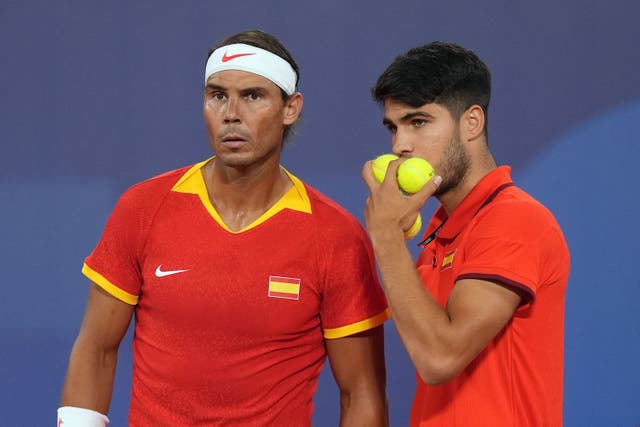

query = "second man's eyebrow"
[
  {"left": 383, "top": 111, "right": 434, "bottom": 127},
  {"left": 399, "top": 111, "right": 434, "bottom": 122}
]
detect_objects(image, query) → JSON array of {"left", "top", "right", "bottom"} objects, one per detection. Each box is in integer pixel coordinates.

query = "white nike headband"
[{"left": 205, "top": 43, "right": 297, "bottom": 95}]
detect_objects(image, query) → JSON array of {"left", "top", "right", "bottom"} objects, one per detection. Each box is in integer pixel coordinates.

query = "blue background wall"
[{"left": 1, "top": 1, "right": 638, "bottom": 425}]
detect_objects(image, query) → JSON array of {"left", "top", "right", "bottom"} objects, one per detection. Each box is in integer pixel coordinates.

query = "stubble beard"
[{"left": 434, "top": 133, "right": 470, "bottom": 197}]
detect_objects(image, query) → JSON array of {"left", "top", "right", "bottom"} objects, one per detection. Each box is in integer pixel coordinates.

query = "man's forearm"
[
  {"left": 61, "top": 341, "right": 118, "bottom": 415},
  {"left": 370, "top": 228, "right": 455, "bottom": 380},
  {"left": 339, "top": 391, "right": 388, "bottom": 427}
]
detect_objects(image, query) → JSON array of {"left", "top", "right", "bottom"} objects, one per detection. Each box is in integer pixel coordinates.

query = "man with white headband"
[{"left": 59, "top": 30, "right": 389, "bottom": 426}]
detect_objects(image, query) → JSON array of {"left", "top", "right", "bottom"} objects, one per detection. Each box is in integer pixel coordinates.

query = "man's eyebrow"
[
  {"left": 205, "top": 83, "right": 225, "bottom": 91},
  {"left": 204, "top": 84, "right": 268, "bottom": 93},
  {"left": 399, "top": 111, "right": 434, "bottom": 122},
  {"left": 239, "top": 86, "right": 267, "bottom": 94},
  {"left": 383, "top": 111, "right": 434, "bottom": 127}
]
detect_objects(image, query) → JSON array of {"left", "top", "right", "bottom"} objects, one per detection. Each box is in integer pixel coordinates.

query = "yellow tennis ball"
[
  {"left": 405, "top": 213, "right": 422, "bottom": 239},
  {"left": 371, "top": 153, "right": 399, "bottom": 183},
  {"left": 397, "top": 157, "right": 435, "bottom": 194}
]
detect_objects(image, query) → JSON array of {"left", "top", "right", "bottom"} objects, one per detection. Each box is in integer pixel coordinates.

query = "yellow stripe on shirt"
[
  {"left": 323, "top": 308, "right": 391, "bottom": 339},
  {"left": 82, "top": 263, "right": 139, "bottom": 305}
]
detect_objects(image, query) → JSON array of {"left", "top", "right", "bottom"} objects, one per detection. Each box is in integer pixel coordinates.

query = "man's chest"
[{"left": 135, "top": 203, "right": 323, "bottom": 338}]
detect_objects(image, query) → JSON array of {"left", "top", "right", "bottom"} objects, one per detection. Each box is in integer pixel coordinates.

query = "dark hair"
[
  {"left": 207, "top": 29, "right": 301, "bottom": 142},
  {"left": 372, "top": 41, "right": 491, "bottom": 133}
]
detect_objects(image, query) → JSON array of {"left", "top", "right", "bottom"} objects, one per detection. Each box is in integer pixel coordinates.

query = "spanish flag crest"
[
  {"left": 441, "top": 249, "right": 456, "bottom": 271},
  {"left": 268, "top": 275, "right": 301, "bottom": 300}
]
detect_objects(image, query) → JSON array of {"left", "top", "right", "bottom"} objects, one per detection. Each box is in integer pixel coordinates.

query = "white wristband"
[{"left": 57, "top": 406, "right": 109, "bottom": 426}]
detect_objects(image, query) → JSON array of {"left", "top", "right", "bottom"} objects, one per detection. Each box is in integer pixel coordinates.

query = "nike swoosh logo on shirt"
[
  {"left": 221, "top": 52, "right": 256, "bottom": 62},
  {"left": 155, "top": 265, "right": 190, "bottom": 277}
]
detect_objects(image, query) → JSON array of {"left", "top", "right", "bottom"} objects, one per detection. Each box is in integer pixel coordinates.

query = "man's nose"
[
  {"left": 391, "top": 131, "right": 413, "bottom": 157},
  {"left": 223, "top": 97, "right": 240, "bottom": 123}
]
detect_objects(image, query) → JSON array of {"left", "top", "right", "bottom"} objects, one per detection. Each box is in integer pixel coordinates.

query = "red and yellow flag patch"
[
  {"left": 441, "top": 250, "right": 456, "bottom": 271},
  {"left": 268, "top": 276, "right": 301, "bottom": 300}
]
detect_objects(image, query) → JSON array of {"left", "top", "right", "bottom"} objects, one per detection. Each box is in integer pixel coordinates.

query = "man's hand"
[{"left": 361, "top": 157, "right": 441, "bottom": 242}]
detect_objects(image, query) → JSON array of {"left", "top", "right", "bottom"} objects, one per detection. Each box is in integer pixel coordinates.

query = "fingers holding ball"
[{"left": 370, "top": 154, "right": 435, "bottom": 239}]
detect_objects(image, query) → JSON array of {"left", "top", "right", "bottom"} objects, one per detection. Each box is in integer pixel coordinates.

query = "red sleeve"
[
  {"left": 318, "top": 214, "right": 389, "bottom": 339},
  {"left": 82, "top": 185, "right": 154, "bottom": 305},
  {"left": 456, "top": 199, "right": 562, "bottom": 304}
]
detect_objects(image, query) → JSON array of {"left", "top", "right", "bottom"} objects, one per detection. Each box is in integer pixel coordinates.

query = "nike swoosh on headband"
[{"left": 221, "top": 52, "right": 256, "bottom": 63}]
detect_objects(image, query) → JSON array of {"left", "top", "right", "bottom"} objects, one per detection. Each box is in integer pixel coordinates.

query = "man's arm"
[
  {"left": 361, "top": 161, "right": 521, "bottom": 385},
  {"left": 372, "top": 234, "right": 520, "bottom": 385},
  {"left": 325, "top": 325, "right": 388, "bottom": 427},
  {"left": 61, "top": 282, "right": 134, "bottom": 414}
]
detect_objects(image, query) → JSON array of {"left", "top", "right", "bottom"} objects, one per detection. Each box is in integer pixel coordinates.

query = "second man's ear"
[{"left": 462, "top": 105, "right": 486, "bottom": 141}]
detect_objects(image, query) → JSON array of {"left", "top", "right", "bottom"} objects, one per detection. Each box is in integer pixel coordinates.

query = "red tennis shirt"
[
  {"left": 83, "top": 159, "right": 389, "bottom": 426},
  {"left": 411, "top": 166, "right": 570, "bottom": 426}
]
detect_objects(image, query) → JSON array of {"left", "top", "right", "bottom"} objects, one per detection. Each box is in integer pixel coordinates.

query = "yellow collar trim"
[{"left": 172, "top": 158, "right": 312, "bottom": 233}]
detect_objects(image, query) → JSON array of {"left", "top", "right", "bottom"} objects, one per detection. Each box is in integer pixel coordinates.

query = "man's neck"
[
  {"left": 202, "top": 158, "right": 293, "bottom": 231},
  {"left": 438, "top": 157, "right": 497, "bottom": 215}
]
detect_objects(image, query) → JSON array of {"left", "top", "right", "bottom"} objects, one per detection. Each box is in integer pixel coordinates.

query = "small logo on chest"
[
  {"left": 441, "top": 249, "right": 457, "bottom": 271},
  {"left": 155, "top": 265, "right": 190, "bottom": 277},
  {"left": 268, "top": 276, "right": 301, "bottom": 300}
]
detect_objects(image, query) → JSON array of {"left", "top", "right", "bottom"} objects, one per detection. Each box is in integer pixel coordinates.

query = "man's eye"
[
  {"left": 413, "top": 119, "right": 427, "bottom": 127},
  {"left": 248, "top": 92, "right": 260, "bottom": 100}
]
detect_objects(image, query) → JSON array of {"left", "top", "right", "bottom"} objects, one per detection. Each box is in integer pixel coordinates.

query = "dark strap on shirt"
[{"left": 418, "top": 182, "right": 515, "bottom": 247}]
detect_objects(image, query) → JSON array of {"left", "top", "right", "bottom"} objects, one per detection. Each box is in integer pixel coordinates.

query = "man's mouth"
[{"left": 221, "top": 134, "right": 247, "bottom": 147}]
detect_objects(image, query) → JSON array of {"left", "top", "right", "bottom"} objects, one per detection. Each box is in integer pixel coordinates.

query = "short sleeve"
[
  {"left": 456, "top": 200, "right": 560, "bottom": 303},
  {"left": 319, "top": 218, "right": 389, "bottom": 339},
  {"left": 83, "top": 187, "right": 150, "bottom": 305}
]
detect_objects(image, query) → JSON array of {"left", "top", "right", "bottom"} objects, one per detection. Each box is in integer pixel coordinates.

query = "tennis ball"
[
  {"left": 397, "top": 157, "right": 435, "bottom": 194},
  {"left": 405, "top": 213, "right": 422, "bottom": 240},
  {"left": 371, "top": 153, "right": 399, "bottom": 183},
  {"left": 371, "top": 154, "right": 426, "bottom": 240}
]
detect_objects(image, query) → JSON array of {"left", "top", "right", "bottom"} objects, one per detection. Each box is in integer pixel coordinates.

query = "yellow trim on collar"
[
  {"left": 172, "top": 158, "right": 312, "bottom": 233},
  {"left": 82, "top": 263, "right": 139, "bottom": 305}
]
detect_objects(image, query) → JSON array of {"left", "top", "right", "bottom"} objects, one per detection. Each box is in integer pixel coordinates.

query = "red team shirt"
[
  {"left": 83, "top": 159, "right": 389, "bottom": 426},
  {"left": 411, "top": 167, "right": 570, "bottom": 426}
]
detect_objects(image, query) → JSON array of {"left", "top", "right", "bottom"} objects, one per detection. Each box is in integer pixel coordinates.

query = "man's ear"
[
  {"left": 283, "top": 92, "right": 303, "bottom": 125},
  {"left": 461, "top": 105, "right": 485, "bottom": 141}
]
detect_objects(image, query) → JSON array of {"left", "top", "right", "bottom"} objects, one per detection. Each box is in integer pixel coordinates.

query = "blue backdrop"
[{"left": 1, "top": 1, "right": 638, "bottom": 425}]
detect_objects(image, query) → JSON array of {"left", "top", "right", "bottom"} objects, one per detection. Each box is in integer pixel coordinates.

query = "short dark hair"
[
  {"left": 207, "top": 29, "right": 301, "bottom": 142},
  {"left": 372, "top": 41, "right": 491, "bottom": 132}
]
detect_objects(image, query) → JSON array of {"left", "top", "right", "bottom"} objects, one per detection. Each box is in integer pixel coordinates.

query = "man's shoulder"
[
  {"left": 116, "top": 165, "right": 194, "bottom": 209},
  {"left": 123, "top": 165, "right": 192, "bottom": 196},
  {"left": 494, "top": 184, "right": 559, "bottom": 223},
  {"left": 476, "top": 184, "right": 566, "bottom": 243},
  {"left": 301, "top": 183, "right": 367, "bottom": 234},
  {"left": 128, "top": 165, "right": 192, "bottom": 192},
  {"left": 304, "top": 184, "right": 357, "bottom": 219}
]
